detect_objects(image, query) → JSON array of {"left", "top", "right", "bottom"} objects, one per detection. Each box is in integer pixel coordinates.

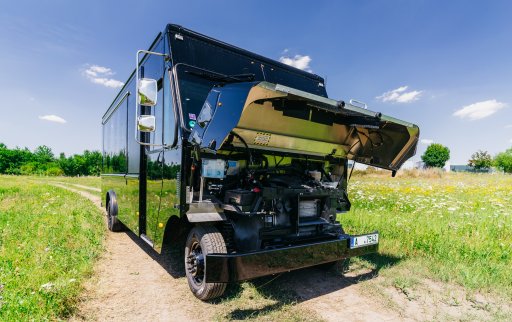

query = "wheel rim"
[{"left": 186, "top": 238, "right": 205, "bottom": 286}]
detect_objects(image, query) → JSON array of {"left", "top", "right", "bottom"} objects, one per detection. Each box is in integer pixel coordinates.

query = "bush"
[
  {"left": 46, "top": 167, "right": 64, "bottom": 176},
  {"left": 468, "top": 150, "right": 492, "bottom": 170},
  {"left": 20, "top": 162, "right": 38, "bottom": 175}
]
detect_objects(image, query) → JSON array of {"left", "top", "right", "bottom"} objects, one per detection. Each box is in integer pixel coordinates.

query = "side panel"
[
  {"left": 101, "top": 91, "right": 130, "bottom": 221},
  {"left": 142, "top": 36, "right": 166, "bottom": 244},
  {"left": 101, "top": 62, "right": 141, "bottom": 233},
  {"left": 118, "top": 75, "right": 140, "bottom": 232},
  {"left": 118, "top": 174, "right": 140, "bottom": 231},
  {"left": 150, "top": 148, "right": 181, "bottom": 252}
]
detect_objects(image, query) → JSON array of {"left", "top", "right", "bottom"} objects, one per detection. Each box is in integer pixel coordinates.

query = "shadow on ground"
[
  {"left": 122, "top": 227, "right": 187, "bottom": 278},
  {"left": 219, "top": 252, "right": 403, "bottom": 320},
  {"left": 121, "top": 229, "right": 403, "bottom": 320}
]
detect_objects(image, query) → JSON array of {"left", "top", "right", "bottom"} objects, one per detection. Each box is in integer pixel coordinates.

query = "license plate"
[{"left": 349, "top": 233, "right": 379, "bottom": 249}]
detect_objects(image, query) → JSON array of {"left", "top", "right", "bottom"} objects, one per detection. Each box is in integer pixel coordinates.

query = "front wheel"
[{"left": 185, "top": 225, "right": 227, "bottom": 300}]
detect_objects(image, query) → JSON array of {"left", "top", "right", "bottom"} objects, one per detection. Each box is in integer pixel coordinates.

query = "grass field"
[
  {"left": 341, "top": 172, "right": 512, "bottom": 300},
  {"left": 0, "top": 173, "right": 510, "bottom": 320},
  {"left": 0, "top": 176, "right": 104, "bottom": 321}
]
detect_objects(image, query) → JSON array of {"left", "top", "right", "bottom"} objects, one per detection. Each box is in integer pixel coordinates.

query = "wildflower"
[{"left": 40, "top": 282, "right": 54, "bottom": 291}]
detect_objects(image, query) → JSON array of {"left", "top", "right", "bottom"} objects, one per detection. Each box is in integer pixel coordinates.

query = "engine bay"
[{"left": 187, "top": 152, "right": 351, "bottom": 252}]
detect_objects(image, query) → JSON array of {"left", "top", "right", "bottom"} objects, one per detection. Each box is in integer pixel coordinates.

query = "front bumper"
[{"left": 205, "top": 233, "right": 378, "bottom": 283}]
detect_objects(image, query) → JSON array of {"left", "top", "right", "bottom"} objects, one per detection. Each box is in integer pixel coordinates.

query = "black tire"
[
  {"left": 106, "top": 193, "right": 122, "bottom": 232},
  {"left": 185, "top": 225, "right": 227, "bottom": 300}
]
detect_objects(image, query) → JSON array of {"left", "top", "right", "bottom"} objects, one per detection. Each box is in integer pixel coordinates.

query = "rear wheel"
[
  {"left": 106, "top": 194, "right": 122, "bottom": 232},
  {"left": 185, "top": 225, "right": 227, "bottom": 300}
]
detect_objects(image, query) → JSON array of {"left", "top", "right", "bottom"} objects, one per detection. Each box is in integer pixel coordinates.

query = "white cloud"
[
  {"left": 376, "top": 86, "right": 423, "bottom": 103},
  {"left": 89, "top": 65, "right": 113, "bottom": 75},
  {"left": 505, "top": 124, "right": 512, "bottom": 128},
  {"left": 90, "top": 77, "right": 124, "bottom": 88},
  {"left": 453, "top": 99, "right": 506, "bottom": 121},
  {"left": 83, "top": 64, "right": 124, "bottom": 89},
  {"left": 279, "top": 54, "right": 312, "bottom": 72},
  {"left": 420, "top": 139, "right": 434, "bottom": 145},
  {"left": 39, "top": 115, "right": 67, "bottom": 124}
]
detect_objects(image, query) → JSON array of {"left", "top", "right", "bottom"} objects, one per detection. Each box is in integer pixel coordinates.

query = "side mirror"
[
  {"left": 138, "top": 78, "right": 158, "bottom": 106},
  {"left": 137, "top": 115, "right": 156, "bottom": 132}
]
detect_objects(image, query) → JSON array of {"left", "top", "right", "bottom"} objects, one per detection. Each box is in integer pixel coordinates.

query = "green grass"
[
  {"left": 340, "top": 172, "right": 512, "bottom": 298},
  {"left": 0, "top": 175, "right": 105, "bottom": 321}
]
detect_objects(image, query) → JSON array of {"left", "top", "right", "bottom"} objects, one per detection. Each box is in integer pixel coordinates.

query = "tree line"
[
  {"left": 421, "top": 143, "right": 512, "bottom": 172},
  {"left": 2, "top": 142, "right": 512, "bottom": 176},
  {"left": 0, "top": 143, "right": 101, "bottom": 176}
]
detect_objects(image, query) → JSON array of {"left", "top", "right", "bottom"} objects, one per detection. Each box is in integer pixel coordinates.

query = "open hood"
[{"left": 189, "top": 81, "right": 419, "bottom": 171}]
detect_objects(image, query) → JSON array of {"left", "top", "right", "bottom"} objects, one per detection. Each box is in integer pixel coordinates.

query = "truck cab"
[{"left": 101, "top": 24, "right": 419, "bottom": 300}]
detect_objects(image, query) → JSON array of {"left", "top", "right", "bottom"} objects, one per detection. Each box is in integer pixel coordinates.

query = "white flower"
[{"left": 40, "top": 282, "right": 54, "bottom": 291}]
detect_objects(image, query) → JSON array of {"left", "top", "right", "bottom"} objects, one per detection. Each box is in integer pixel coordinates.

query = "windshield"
[
  {"left": 176, "top": 65, "right": 256, "bottom": 130},
  {"left": 177, "top": 70, "right": 216, "bottom": 129}
]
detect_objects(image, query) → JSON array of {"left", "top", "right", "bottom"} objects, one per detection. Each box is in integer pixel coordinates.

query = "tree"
[
  {"left": 0, "top": 146, "right": 33, "bottom": 174},
  {"left": 421, "top": 143, "right": 450, "bottom": 168},
  {"left": 468, "top": 150, "right": 492, "bottom": 170},
  {"left": 34, "top": 145, "right": 54, "bottom": 164},
  {"left": 494, "top": 148, "right": 512, "bottom": 173},
  {"left": 83, "top": 150, "right": 102, "bottom": 176}
]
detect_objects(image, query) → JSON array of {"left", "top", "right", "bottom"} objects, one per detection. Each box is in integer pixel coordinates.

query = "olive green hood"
[{"left": 190, "top": 81, "right": 419, "bottom": 171}]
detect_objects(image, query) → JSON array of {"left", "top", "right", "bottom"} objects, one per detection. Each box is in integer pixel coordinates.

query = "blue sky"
[{"left": 1, "top": 0, "right": 511, "bottom": 164}]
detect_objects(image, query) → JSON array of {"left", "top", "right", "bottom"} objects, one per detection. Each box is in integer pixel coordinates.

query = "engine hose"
[{"left": 230, "top": 131, "right": 253, "bottom": 165}]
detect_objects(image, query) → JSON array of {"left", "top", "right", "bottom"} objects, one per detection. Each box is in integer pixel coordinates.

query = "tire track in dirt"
[
  {"left": 69, "top": 183, "right": 101, "bottom": 193},
  {"left": 53, "top": 183, "right": 404, "bottom": 322}
]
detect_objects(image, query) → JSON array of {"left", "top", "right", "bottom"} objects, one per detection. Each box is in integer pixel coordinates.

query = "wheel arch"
[{"left": 162, "top": 214, "right": 189, "bottom": 245}]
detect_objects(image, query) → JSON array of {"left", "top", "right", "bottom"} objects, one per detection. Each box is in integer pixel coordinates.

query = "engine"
[{"left": 198, "top": 155, "right": 351, "bottom": 253}]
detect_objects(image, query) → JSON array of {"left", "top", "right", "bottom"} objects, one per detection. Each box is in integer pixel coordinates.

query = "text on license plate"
[{"left": 349, "top": 233, "right": 379, "bottom": 249}]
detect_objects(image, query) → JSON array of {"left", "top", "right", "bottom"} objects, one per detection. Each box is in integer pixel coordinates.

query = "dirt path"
[
  {"left": 54, "top": 182, "right": 495, "bottom": 322},
  {"left": 52, "top": 183, "right": 199, "bottom": 321},
  {"left": 69, "top": 183, "right": 101, "bottom": 193}
]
